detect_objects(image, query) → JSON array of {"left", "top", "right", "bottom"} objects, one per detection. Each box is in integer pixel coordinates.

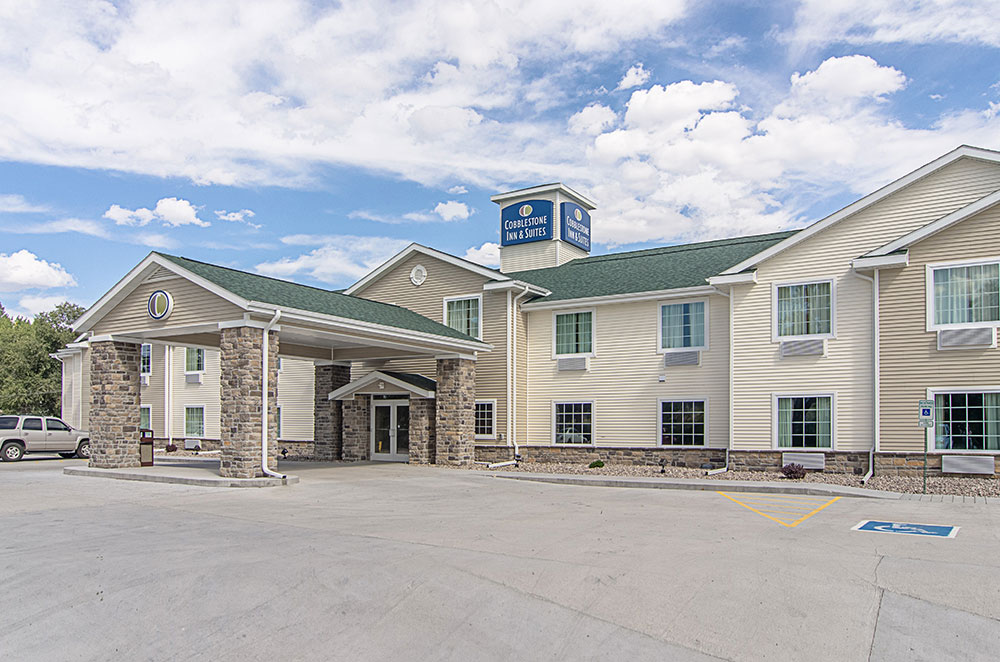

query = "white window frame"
[
  {"left": 474, "top": 399, "right": 497, "bottom": 440},
  {"left": 772, "top": 278, "right": 836, "bottom": 342},
  {"left": 925, "top": 386, "right": 1000, "bottom": 454},
  {"left": 185, "top": 347, "right": 205, "bottom": 374},
  {"left": 443, "top": 293, "right": 484, "bottom": 340},
  {"left": 925, "top": 258, "right": 1000, "bottom": 332},
  {"left": 552, "top": 308, "right": 596, "bottom": 359},
  {"left": 552, "top": 400, "right": 595, "bottom": 446},
  {"left": 771, "top": 392, "right": 836, "bottom": 451},
  {"left": 140, "top": 343, "right": 152, "bottom": 376},
  {"left": 184, "top": 405, "right": 206, "bottom": 438},
  {"left": 657, "top": 398, "right": 709, "bottom": 447},
  {"left": 139, "top": 405, "right": 152, "bottom": 431},
  {"left": 657, "top": 298, "right": 709, "bottom": 354}
]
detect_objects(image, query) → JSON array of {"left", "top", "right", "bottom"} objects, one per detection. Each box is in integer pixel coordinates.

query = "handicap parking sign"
[{"left": 852, "top": 520, "right": 958, "bottom": 538}]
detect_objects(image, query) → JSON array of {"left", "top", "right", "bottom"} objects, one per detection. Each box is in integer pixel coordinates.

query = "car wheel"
[
  {"left": 76, "top": 440, "right": 91, "bottom": 459},
  {"left": 1, "top": 442, "right": 25, "bottom": 462},
  {"left": 59, "top": 452, "right": 77, "bottom": 459}
]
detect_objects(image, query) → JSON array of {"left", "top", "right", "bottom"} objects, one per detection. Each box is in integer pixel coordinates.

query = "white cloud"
[
  {"left": 0, "top": 250, "right": 77, "bottom": 292},
  {"left": 104, "top": 198, "right": 209, "bottom": 228},
  {"left": 259, "top": 235, "right": 411, "bottom": 285},
  {"left": 215, "top": 208, "right": 261, "bottom": 229},
  {"left": 16, "top": 294, "right": 74, "bottom": 317},
  {"left": 463, "top": 242, "right": 500, "bottom": 267},
  {"left": 9, "top": 217, "right": 111, "bottom": 238},
  {"left": 568, "top": 104, "right": 618, "bottom": 136},
  {"left": 434, "top": 200, "right": 470, "bottom": 221},
  {"left": 774, "top": 55, "right": 906, "bottom": 117},
  {"left": 0, "top": 194, "right": 49, "bottom": 213},
  {"left": 447, "top": 185, "right": 468, "bottom": 195},
  {"left": 616, "top": 63, "right": 651, "bottom": 90}
]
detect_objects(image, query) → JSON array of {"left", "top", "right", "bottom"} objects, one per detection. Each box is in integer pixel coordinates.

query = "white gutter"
[
  {"left": 850, "top": 268, "right": 877, "bottom": 484},
  {"left": 164, "top": 345, "right": 171, "bottom": 447},
  {"left": 505, "top": 289, "right": 513, "bottom": 450},
  {"left": 261, "top": 310, "right": 284, "bottom": 479},
  {"left": 510, "top": 284, "right": 532, "bottom": 459}
]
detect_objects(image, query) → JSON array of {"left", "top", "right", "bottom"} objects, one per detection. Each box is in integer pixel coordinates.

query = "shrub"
[
  {"left": 781, "top": 463, "right": 807, "bottom": 479},
  {"left": 588, "top": 460, "right": 605, "bottom": 469},
  {"left": 165, "top": 443, "right": 178, "bottom": 453}
]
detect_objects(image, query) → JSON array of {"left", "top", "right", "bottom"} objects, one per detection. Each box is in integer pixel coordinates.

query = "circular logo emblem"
[
  {"left": 147, "top": 290, "right": 173, "bottom": 320},
  {"left": 410, "top": 264, "right": 427, "bottom": 286},
  {"left": 519, "top": 204, "right": 533, "bottom": 217},
  {"left": 574, "top": 208, "right": 583, "bottom": 221}
]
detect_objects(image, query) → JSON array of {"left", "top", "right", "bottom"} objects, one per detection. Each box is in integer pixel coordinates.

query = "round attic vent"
[{"left": 410, "top": 264, "right": 427, "bottom": 286}]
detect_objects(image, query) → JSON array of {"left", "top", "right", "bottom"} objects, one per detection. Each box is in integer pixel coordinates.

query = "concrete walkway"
[{"left": 64, "top": 457, "right": 298, "bottom": 487}]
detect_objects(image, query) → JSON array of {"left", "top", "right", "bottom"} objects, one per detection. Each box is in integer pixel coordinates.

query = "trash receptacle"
[{"left": 139, "top": 428, "right": 154, "bottom": 467}]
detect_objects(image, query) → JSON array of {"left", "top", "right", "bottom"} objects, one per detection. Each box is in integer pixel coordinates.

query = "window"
[
  {"left": 46, "top": 418, "right": 70, "bottom": 431},
  {"left": 444, "top": 296, "right": 481, "bottom": 339},
  {"left": 660, "top": 301, "right": 706, "bottom": 351},
  {"left": 554, "top": 311, "right": 593, "bottom": 356},
  {"left": 139, "top": 407, "right": 151, "bottom": 430},
  {"left": 776, "top": 281, "right": 832, "bottom": 338},
  {"left": 23, "top": 418, "right": 42, "bottom": 431},
  {"left": 660, "top": 400, "right": 706, "bottom": 446},
  {"left": 776, "top": 396, "right": 832, "bottom": 448},
  {"left": 185, "top": 406, "right": 205, "bottom": 437},
  {"left": 554, "top": 402, "right": 593, "bottom": 444},
  {"left": 185, "top": 348, "right": 204, "bottom": 373},
  {"left": 932, "top": 262, "right": 1000, "bottom": 327},
  {"left": 277, "top": 357, "right": 283, "bottom": 372},
  {"left": 276, "top": 406, "right": 282, "bottom": 439},
  {"left": 140, "top": 344, "right": 152, "bottom": 375},
  {"left": 0, "top": 417, "right": 18, "bottom": 430},
  {"left": 475, "top": 401, "right": 496, "bottom": 439},
  {"left": 934, "top": 392, "right": 1000, "bottom": 450}
]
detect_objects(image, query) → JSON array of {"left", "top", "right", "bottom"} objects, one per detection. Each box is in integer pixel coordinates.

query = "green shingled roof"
[
  {"left": 508, "top": 231, "right": 797, "bottom": 302},
  {"left": 155, "top": 253, "right": 479, "bottom": 343},
  {"left": 380, "top": 370, "right": 437, "bottom": 392}
]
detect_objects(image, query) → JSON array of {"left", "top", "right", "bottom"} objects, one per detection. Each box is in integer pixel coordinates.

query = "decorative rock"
[
  {"left": 89, "top": 341, "right": 142, "bottom": 469},
  {"left": 314, "top": 364, "right": 350, "bottom": 460},
  {"left": 219, "top": 327, "right": 278, "bottom": 479},
  {"left": 435, "top": 358, "right": 475, "bottom": 466}
]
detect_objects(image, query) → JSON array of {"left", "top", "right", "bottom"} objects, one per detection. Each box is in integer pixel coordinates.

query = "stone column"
[
  {"left": 89, "top": 340, "right": 141, "bottom": 468},
  {"left": 435, "top": 358, "right": 475, "bottom": 466},
  {"left": 314, "top": 363, "right": 350, "bottom": 461},
  {"left": 409, "top": 397, "right": 436, "bottom": 464},
  {"left": 342, "top": 395, "right": 371, "bottom": 461},
  {"left": 219, "top": 327, "right": 278, "bottom": 478}
]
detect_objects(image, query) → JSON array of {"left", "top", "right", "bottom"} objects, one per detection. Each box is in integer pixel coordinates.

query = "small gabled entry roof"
[
  {"left": 344, "top": 243, "right": 509, "bottom": 295},
  {"left": 329, "top": 370, "right": 436, "bottom": 400}
]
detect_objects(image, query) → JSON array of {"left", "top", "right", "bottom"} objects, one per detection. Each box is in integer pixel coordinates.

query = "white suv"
[{"left": 0, "top": 415, "right": 90, "bottom": 461}]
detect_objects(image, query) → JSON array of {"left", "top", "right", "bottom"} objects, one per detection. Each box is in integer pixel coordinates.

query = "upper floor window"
[
  {"left": 932, "top": 262, "right": 1000, "bottom": 327},
  {"left": 185, "top": 347, "right": 205, "bottom": 373},
  {"left": 444, "top": 295, "right": 481, "bottom": 339},
  {"left": 660, "top": 301, "right": 706, "bottom": 351},
  {"left": 140, "top": 344, "right": 152, "bottom": 375},
  {"left": 776, "top": 281, "right": 832, "bottom": 338},
  {"left": 554, "top": 310, "right": 593, "bottom": 356}
]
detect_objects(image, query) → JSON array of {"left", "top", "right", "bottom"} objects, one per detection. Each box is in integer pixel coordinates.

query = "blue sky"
[{"left": 1, "top": 0, "right": 999, "bottom": 318}]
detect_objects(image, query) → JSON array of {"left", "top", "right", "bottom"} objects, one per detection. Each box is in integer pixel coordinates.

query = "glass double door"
[{"left": 371, "top": 400, "right": 410, "bottom": 462}]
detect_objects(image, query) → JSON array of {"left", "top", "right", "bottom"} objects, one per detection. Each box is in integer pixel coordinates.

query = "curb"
[
  {"left": 481, "top": 471, "right": 901, "bottom": 500},
  {"left": 63, "top": 466, "right": 299, "bottom": 488}
]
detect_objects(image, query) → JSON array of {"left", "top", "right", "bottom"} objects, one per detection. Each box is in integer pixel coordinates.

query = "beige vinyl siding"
[
  {"left": 731, "top": 157, "right": 1000, "bottom": 452},
  {"left": 354, "top": 253, "right": 510, "bottom": 440},
  {"left": 524, "top": 295, "right": 729, "bottom": 447},
  {"left": 138, "top": 344, "right": 166, "bottom": 437},
  {"left": 880, "top": 204, "right": 1000, "bottom": 452},
  {"left": 500, "top": 241, "right": 559, "bottom": 272},
  {"left": 92, "top": 276, "right": 244, "bottom": 335},
  {"left": 276, "top": 357, "right": 315, "bottom": 440},
  {"left": 170, "top": 347, "right": 222, "bottom": 440}
]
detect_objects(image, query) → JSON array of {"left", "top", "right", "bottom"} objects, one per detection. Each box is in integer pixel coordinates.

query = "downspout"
[
  {"left": 261, "top": 311, "right": 284, "bottom": 479},
  {"left": 707, "top": 286, "right": 732, "bottom": 476},
  {"left": 164, "top": 345, "right": 171, "bottom": 446},
  {"left": 851, "top": 269, "right": 877, "bottom": 484}
]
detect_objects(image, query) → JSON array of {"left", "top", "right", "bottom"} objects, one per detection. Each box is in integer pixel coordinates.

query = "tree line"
[{"left": 0, "top": 302, "right": 87, "bottom": 416}]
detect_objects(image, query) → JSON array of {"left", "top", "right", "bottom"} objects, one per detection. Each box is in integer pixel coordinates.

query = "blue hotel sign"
[
  {"left": 560, "top": 202, "right": 591, "bottom": 252},
  {"left": 501, "top": 200, "right": 553, "bottom": 246}
]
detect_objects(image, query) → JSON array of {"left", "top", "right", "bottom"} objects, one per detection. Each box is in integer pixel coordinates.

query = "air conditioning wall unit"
[
  {"left": 941, "top": 455, "right": 995, "bottom": 475},
  {"left": 557, "top": 356, "right": 588, "bottom": 372},
  {"left": 185, "top": 372, "right": 203, "bottom": 384},
  {"left": 780, "top": 339, "right": 826, "bottom": 358},
  {"left": 139, "top": 374, "right": 149, "bottom": 386},
  {"left": 663, "top": 351, "right": 700, "bottom": 367},
  {"left": 937, "top": 327, "right": 996, "bottom": 350},
  {"left": 781, "top": 451, "right": 826, "bottom": 470}
]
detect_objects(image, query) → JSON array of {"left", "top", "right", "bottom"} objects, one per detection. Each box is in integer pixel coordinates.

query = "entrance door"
[{"left": 371, "top": 400, "right": 410, "bottom": 462}]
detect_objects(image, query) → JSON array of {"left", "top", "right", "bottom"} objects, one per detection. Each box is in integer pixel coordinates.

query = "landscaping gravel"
[{"left": 468, "top": 461, "right": 1000, "bottom": 497}]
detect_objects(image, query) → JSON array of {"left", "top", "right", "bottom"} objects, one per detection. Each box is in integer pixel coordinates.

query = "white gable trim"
[
  {"left": 344, "top": 243, "right": 509, "bottom": 295},
  {"left": 864, "top": 189, "right": 1000, "bottom": 257},
  {"left": 328, "top": 371, "right": 435, "bottom": 401},
  {"left": 719, "top": 146, "right": 1000, "bottom": 276},
  {"left": 73, "top": 253, "right": 251, "bottom": 333}
]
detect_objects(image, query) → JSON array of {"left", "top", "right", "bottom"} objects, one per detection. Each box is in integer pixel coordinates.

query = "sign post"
[{"left": 918, "top": 399, "right": 934, "bottom": 494}]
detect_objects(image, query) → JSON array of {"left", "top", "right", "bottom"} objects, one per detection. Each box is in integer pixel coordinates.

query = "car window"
[
  {"left": 22, "top": 418, "right": 43, "bottom": 431},
  {"left": 0, "top": 416, "right": 18, "bottom": 430},
  {"left": 46, "top": 418, "right": 71, "bottom": 431}
]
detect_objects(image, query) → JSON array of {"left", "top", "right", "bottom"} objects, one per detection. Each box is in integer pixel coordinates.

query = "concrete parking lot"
[{"left": 2, "top": 458, "right": 999, "bottom": 661}]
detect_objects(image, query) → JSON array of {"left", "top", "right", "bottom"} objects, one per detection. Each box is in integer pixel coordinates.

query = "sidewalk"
[{"left": 64, "top": 457, "right": 298, "bottom": 488}]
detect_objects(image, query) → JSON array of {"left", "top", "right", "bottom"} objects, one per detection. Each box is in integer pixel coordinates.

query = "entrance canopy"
[{"left": 329, "top": 370, "right": 436, "bottom": 401}]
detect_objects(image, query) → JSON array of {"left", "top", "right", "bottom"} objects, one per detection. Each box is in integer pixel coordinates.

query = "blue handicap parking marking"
[{"left": 852, "top": 520, "right": 959, "bottom": 538}]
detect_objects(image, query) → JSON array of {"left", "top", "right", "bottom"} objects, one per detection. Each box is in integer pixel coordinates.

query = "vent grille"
[
  {"left": 184, "top": 439, "right": 202, "bottom": 450},
  {"left": 781, "top": 452, "right": 826, "bottom": 470},
  {"left": 140, "top": 374, "right": 149, "bottom": 386},
  {"left": 941, "top": 455, "right": 995, "bottom": 475},
  {"left": 185, "top": 373, "right": 203, "bottom": 384},
  {"left": 557, "top": 357, "right": 588, "bottom": 372},
  {"left": 780, "top": 339, "right": 825, "bottom": 358},
  {"left": 937, "top": 327, "right": 995, "bottom": 349},
  {"left": 663, "top": 351, "right": 700, "bottom": 367}
]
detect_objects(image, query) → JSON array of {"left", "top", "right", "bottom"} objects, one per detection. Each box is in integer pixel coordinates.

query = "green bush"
[{"left": 588, "top": 460, "right": 605, "bottom": 469}]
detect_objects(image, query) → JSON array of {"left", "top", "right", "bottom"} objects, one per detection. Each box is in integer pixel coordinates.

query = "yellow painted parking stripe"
[{"left": 717, "top": 491, "right": 842, "bottom": 528}]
